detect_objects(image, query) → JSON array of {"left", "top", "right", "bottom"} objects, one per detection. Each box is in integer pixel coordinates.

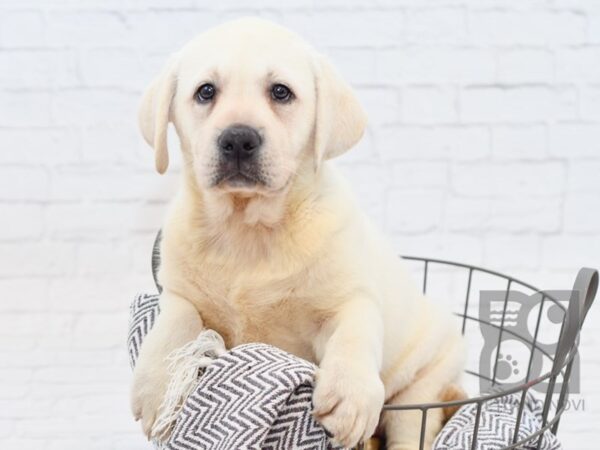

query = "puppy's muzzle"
[{"left": 218, "top": 124, "right": 262, "bottom": 162}]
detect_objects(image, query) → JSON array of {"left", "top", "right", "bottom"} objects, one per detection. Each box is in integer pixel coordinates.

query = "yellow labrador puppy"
[{"left": 131, "top": 17, "right": 465, "bottom": 450}]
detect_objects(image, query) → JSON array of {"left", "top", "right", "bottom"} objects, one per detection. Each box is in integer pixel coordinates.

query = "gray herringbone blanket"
[
  {"left": 129, "top": 293, "right": 564, "bottom": 450},
  {"left": 432, "top": 389, "right": 563, "bottom": 450},
  {"left": 128, "top": 293, "right": 343, "bottom": 450}
]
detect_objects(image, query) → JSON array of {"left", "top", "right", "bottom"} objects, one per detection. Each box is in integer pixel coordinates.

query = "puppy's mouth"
[
  {"left": 212, "top": 162, "right": 267, "bottom": 191},
  {"left": 216, "top": 170, "right": 262, "bottom": 187}
]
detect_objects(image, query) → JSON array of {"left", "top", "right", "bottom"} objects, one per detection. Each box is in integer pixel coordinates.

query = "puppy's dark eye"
[
  {"left": 271, "top": 84, "right": 293, "bottom": 103},
  {"left": 195, "top": 83, "right": 216, "bottom": 103}
]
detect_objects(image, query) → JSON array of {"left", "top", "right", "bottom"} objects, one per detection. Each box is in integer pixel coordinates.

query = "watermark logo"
[
  {"left": 478, "top": 290, "right": 580, "bottom": 394},
  {"left": 488, "top": 395, "right": 586, "bottom": 413}
]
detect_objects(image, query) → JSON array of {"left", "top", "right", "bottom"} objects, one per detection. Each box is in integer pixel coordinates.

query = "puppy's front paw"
[
  {"left": 313, "top": 362, "right": 384, "bottom": 448},
  {"left": 131, "top": 367, "right": 169, "bottom": 439}
]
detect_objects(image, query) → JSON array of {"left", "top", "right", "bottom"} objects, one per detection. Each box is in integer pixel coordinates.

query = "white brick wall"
[{"left": 1, "top": 1, "right": 599, "bottom": 448}]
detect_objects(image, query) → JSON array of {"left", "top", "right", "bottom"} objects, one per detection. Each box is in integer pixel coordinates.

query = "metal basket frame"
[
  {"left": 378, "top": 256, "right": 598, "bottom": 450},
  {"left": 150, "top": 231, "right": 598, "bottom": 450}
]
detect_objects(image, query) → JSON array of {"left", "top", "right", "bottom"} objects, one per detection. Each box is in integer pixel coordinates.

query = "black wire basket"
[{"left": 151, "top": 231, "right": 598, "bottom": 450}]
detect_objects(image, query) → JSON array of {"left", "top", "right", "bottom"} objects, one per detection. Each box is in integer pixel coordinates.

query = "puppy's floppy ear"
[
  {"left": 138, "top": 54, "right": 179, "bottom": 174},
  {"left": 312, "top": 54, "right": 367, "bottom": 169}
]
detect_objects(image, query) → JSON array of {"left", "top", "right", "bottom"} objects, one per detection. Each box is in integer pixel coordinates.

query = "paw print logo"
[
  {"left": 479, "top": 289, "right": 581, "bottom": 394},
  {"left": 496, "top": 353, "right": 520, "bottom": 381}
]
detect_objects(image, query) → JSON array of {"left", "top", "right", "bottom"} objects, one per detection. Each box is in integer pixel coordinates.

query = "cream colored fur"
[{"left": 131, "top": 18, "right": 465, "bottom": 450}]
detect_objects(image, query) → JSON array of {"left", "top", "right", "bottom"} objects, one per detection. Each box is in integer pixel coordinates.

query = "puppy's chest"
[{"left": 185, "top": 263, "right": 320, "bottom": 361}]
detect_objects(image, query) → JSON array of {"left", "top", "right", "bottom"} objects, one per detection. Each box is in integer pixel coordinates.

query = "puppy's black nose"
[{"left": 217, "top": 124, "right": 262, "bottom": 161}]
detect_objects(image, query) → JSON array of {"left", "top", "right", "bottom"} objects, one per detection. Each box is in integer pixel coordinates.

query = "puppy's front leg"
[
  {"left": 131, "top": 290, "right": 204, "bottom": 438},
  {"left": 313, "top": 298, "right": 385, "bottom": 448}
]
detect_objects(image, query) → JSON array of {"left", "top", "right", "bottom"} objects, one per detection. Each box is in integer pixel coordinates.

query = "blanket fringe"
[{"left": 151, "top": 329, "right": 227, "bottom": 442}]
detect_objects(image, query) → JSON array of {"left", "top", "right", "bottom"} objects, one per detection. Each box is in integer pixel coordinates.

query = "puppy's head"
[{"left": 139, "top": 18, "right": 366, "bottom": 198}]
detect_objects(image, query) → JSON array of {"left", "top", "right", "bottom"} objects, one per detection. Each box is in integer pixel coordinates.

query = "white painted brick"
[
  {"left": 78, "top": 393, "right": 130, "bottom": 415},
  {"left": 390, "top": 161, "right": 449, "bottom": 188},
  {"left": 0, "top": 12, "right": 46, "bottom": 48},
  {"left": 75, "top": 242, "right": 132, "bottom": 276},
  {"left": 13, "top": 416, "right": 80, "bottom": 438},
  {"left": 385, "top": 188, "right": 445, "bottom": 233},
  {"left": 451, "top": 162, "right": 565, "bottom": 198},
  {"left": 0, "top": 368, "right": 30, "bottom": 399},
  {"left": 355, "top": 88, "right": 400, "bottom": 126},
  {"left": 491, "top": 125, "right": 547, "bottom": 160},
  {"left": 51, "top": 349, "right": 116, "bottom": 368},
  {"left": 497, "top": 49, "right": 554, "bottom": 84},
  {"left": 0, "top": 438, "right": 45, "bottom": 450},
  {"left": 378, "top": 47, "right": 496, "bottom": 84},
  {"left": 0, "top": 420, "right": 13, "bottom": 438},
  {"left": 0, "top": 347, "right": 111, "bottom": 372},
  {"left": 136, "top": 51, "right": 170, "bottom": 86},
  {"left": 0, "top": 243, "right": 76, "bottom": 277},
  {"left": 0, "top": 50, "right": 79, "bottom": 89},
  {"left": 402, "top": 86, "right": 458, "bottom": 124},
  {"left": 461, "top": 87, "right": 577, "bottom": 123},
  {"left": 542, "top": 236, "right": 600, "bottom": 270},
  {"left": 0, "top": 279, "right": 48, "bottom": 312},
  {"left": 445, "top": 195, "right": 562, "bottom": 233},
  {"left": 579, "top": 86, "right": 600, "bottom": 122},
  {"left": 564, "top": 194, "right": 600, "bottom": 233},
  {"left": 380, "top": 125, "right": 490, "bottom": 160},
  {"left": 0, "top": 368, "right": 31, "bottom": 385},
  {"left": 483, "top": 235, "right": 541, "bottom": 270},
  {"left": 328, "top": 48, "right": 377, "bottom": 85},
  {"left": 46, "top": 203, "right": 165, "bottom": 239},
  {"left": 548, "top": 124, "right": 600, "bottom": 157},
  {"left": 468, "top": 11, "right": 586, "bottom": 46},
  {"left": 110, "top": 436, "right": 149, "bottom": 450},
  {"left": 51, "top": 89, "right": 138, "bottom": 126},
  {"left": 0, "top": 91, "right": 52, "bottom": 127},
  {"left": 81, "top": 124, "right": 146, "bottom": 164},
  {"left": 589, "top": 13, "right": 600, "bottom": 43},
  {"left": 282, "top": 11, "right": 404, "bottom": 47},
  {"left": 128, "top": 11, "right": 220, "bottom": 53},
  {"left": 556, "top": 48, "right": 600, "bottom": 83},
  {"left": 0, "top": 167, "right": 50, "bottom": 201},
  {"left": 45, "top": 437, "right": 116, "bottom": 450},
  {"left": 0, "top": 129, "right": 79, "bottom": 165},
  {"left": 216, "top": 10, "right": 285, "bottom": 25},
  {"left": 0, "top": 313, "right": 73, "bottom": 338},
  {"left": 125, "top": 0, "right": 197, "bottom": 6},
  {"left": 0, "top": 204, "right": 43, "bottom": 240},
  {"left": 444, "top": 196, "right": 489, "bottom": 231},
  {"left": 489, "top": 195, "right": 563, "bottom": 234},
  {"left": 404, "top": 8, "right": 467, "bottom": 44},
  {"left": 0, "top": 333, "right": 37, "bottom": 354},
  {"left": 73, "top": 312, "right": 129, "bottom": 349},
  {"left": 48, "top": 275, "right": 153, "bottom": 312},
  {"left": 568, "top": 161, "right": 600, "bottom": 193},
  {"left": 0, "top": 398, "right": 54, "bottom": 418},
  {"left": 46, "top": 12, "right": 130, "bottom": 47},
  {"left": 74, "top": 409, "right": 139, "bottom": 434},
  {"left": 80, "top": 48, "right": 144, "bottom": 88},
  {"left": 50, "top": 166, "right": 177, "bottom": 202}
]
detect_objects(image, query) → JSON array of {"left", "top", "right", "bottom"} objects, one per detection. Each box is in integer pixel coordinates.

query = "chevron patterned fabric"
[
  {"left": 432, "top": 389, "right": 563, "bottom": 450},
  {"left": 127, "top": 293, "right": 161, "bottom": 369},
  {"left": 128, "top": 293, "right": 344, "bottom": 450},
  {"left": 129, "top": 294, "right": 564, "bottom": 450}
]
